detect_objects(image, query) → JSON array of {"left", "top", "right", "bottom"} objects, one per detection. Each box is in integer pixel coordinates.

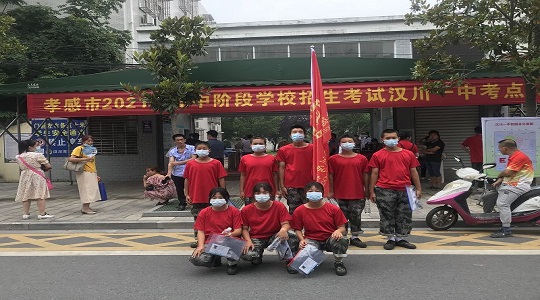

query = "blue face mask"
[
  {"left": 383, "top": 139, "right": 399, "bottom": 147},
  {"left": 291, "top": 133, "right": 304, "bottom": 142},
  {"left": 341, "top": 142, "right": 355, "bottom": 150},
  {"left": 306, "top": 191, "right": 323, "bottom": 202},
  {"left": 210, "top": 198, "right": 227, "bottom": 207},
  {"left": 254, "top": 194, "right": 271, "bottom": 203}
]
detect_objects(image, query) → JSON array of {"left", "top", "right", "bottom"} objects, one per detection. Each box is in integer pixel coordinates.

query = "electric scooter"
[{"left": 425, "top": 156, "right": 540, "bottom": 230}]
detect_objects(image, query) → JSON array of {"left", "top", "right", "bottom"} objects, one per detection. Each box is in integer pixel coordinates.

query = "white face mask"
[
  {"left": 306, "top": 191, "right": 323, "bottom": 202},
  {"left": 196, "top": 149, "right": 210, "bottom": 157},
  {"left": 341, "top": 142, "right": 355, "bottom": 150},
  {"left": 251, "top": 145, "right": 266, "bottom": 152},
  {"left": 210, "top": 198, "right": 227, "bottom": 207},
  {"left": 254, "top": 194, "right": 271, "bottom": 203}
]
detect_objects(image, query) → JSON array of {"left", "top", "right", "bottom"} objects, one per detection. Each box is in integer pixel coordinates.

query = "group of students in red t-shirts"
[{"left": 186, "top": 125, "right": 422, "bottom": 276}]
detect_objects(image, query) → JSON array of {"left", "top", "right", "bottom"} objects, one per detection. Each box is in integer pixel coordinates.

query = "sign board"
[
  {"left": 3, "top": 134, "right": 32, "bottom": 163},
  {"left": 30, "top": 118, "right": 87, "bottom": 157},
  {"left": 482, "top": 117, "right": 540, "bottom": 177}
]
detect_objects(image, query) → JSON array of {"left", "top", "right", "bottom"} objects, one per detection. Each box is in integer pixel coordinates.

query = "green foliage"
[
  {"left": 222, "top": 116, "right": 283, "bottom": 141},
  {"left": 0, "top": 15, "right": 25, "bottom": 82},
  {"left": 1, "top": 4, "right": 131, "bottom": 83},
  {"left": 59, "top": 0, "right": 123, "bottom": 26},
  {"left": 406, "top": 0, "right": 540, "bottom": 115},
  {"left": 123, "top": 16, "right": 214, "bottom": 115}
]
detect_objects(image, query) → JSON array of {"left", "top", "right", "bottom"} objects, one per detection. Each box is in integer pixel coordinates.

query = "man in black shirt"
[
  {"left": 206, "top": 130, "right": 225, "bottom": 165},
  {"left": 425, "top": 130, "right": 445, "bottom": 190}
]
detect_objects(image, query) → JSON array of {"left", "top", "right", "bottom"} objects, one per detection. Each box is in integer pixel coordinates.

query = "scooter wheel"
[{"left": 426, "top": 206, "right": 459, "bottom": 231}]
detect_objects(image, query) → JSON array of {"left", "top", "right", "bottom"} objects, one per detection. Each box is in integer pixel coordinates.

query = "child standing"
[
  {"left": 239, "top": 137, "right": 279, "bottom": 204},
  {"left": 190, "top": 187, "right": 242, "bottom": 275},
  {"left": 328, "top": 134, "right": 370, "bottom": 248},
  {"left": 184, "top": 142, "right": 228, "bottom": 248},
  {"left": 291, "top": 181, "right": 349, "bottom": 276}
]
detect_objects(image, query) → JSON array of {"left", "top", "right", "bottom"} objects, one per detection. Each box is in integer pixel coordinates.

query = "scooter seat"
[{"left": 510, "top": 188, "right": 540, "bottom": 210}]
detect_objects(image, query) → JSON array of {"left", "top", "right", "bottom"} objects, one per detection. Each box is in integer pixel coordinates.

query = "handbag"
[
  {"left": 18, "top": 156, "right": 54, "bottom": 190},
  {"left": 63, "top": 147, "right": 85, "bottom": 172}
]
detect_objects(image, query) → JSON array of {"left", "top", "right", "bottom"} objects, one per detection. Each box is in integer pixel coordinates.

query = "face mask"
[
  {"left": 83, "top": 143, "right": 91, "bottom": 147},
  {"left": 251, "top": 145, "right": 266, "bottom": 152},
  {"left": 341, "top": 142, "right": 355, "bottom": 150},
  {"left": 34, "top": 146, "right": 41, "bottom": 151},
  {"left": 196, "top": 150, "right": 210, "bottom": 157},
  {"left": 383, "top": 139, "right": 399, "bottom": 147},
  {"left": 306, "top": 191, "right": 323, "bottom": 202},
  {"left": 210, "top": 198, "right": 227, "bottom": 207},
  {"left": 254, "top": 194, "right": 271, "bottom": 203},
  {"left": 291, "top": 133, "right": 304, "bottom": 142}
]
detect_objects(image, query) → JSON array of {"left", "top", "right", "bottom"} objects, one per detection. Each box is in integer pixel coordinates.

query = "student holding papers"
[
  {"left": 190, "top": 187, "right": 243, "bottom": 275},
  {"left": 291, "top": 181, "right": 349, "bottom": 276},
  {"left": 368, "top": 129, "right": 421, "bottom": 250},
  {"left": 240, "top": 182, "right": 299, "bottom": 273}
]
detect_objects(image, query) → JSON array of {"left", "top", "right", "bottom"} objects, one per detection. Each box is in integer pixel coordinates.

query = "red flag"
[{"left": 309, "top": 48, "right": 331, "bottom": 195}]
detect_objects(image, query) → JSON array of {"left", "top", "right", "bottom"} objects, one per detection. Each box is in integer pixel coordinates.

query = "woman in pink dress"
[{"left": 143, "top": 166, "right": 177, "bottom": 205}]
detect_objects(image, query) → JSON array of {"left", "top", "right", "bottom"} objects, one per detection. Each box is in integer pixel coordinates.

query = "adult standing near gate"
[
  {"left": 166, "top": 133, "right": 196, "bottom": 211},
  {"left": 369, "top": 129, "right": 421, "bottom": 250},
  {"left": 15, "top": 139, "right": 54, "bottom": 219},
  {"left": 239, "top": 136, "right": 279, "bottom": 204},
  {"left": 424, "top": 130, "right": 445, "bottom": 190},
  {"left": 461, "top": 126, "right": 483, "bottom": 172},
  {"left": 398, "top": 132, "right": 419, "bottom": 157},
  {"left": 207, "top": 130, "right": 226, "bottom": 166},
  {"left": 69, "top": 135, "right": 100, "bottom": 214},
  {"left": 276, "top": 125, "right": 313, "bottom": 214}
]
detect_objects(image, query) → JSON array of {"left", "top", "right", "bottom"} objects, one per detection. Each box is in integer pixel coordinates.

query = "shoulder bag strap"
[{"left": 18, "top": 156, "right": 48, "bottom": 181}]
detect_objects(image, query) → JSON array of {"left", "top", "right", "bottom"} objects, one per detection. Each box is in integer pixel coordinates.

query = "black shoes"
[
  {"left": 286, "top": 264, "right": 298, "bottom": 274},
  {"left": 350, "top": 238, "right": 367, "bottom": 248},
  {"left": 177, "top": 205, "right": 186, "bottom": 211},
  {"left": 396, "top": 240, "right": 417, "bottom": 249},
  {"left": 383, "top": 240, "right": 396, "bottom": 250},
  {"left": 227, "top": 264, "right": 239, "bottom": 275},
  {"left": 334, "top": 261, "right": 347, "bottom": 276},
  {"left": 491, "top": 228, "right": 513, "bottom": 238}
]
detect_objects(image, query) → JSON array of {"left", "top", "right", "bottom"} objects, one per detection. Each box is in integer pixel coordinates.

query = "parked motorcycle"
[{"left": 425, "top": 156, "right": 540, "bottom": 230}]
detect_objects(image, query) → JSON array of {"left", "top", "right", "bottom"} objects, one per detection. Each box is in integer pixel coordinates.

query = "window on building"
[
  {"left": 289, "top": 44, "right": 323, "bottom": 57},
  {"left": 324, "top": 42, "right": 358, "bottom": 58},
  {"left": 360, "top": 41, "right": 394, "bottom": 58},
  {"left": 254, "top": 45, "right": 289, "bottom": 59},
  {"left": 193, "top": 47, "right": 220, "bottom": 63},
  {"left": 411, "top": 40, "right": 484, "bottom": 61},
  {"left": 220, "top": 46, "right": 253, "bottom": 61},
  {"left": 88, "top": 116, "right": 138, "bottom": 155}
]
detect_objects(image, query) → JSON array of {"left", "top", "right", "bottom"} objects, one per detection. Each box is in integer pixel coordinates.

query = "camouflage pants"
[
  {"left": 191, "top": 203, "right": 211, "bottom": 238},
  {"left": 337, "top": 199, "right": 366, "bottom": 236},
  {"left": 240, "top": 231, "right": 299, "bottom": 261},
  {"left": 374, "top": 187, "right": 412, "bottom": 237},
  {"left": 189, "top": 253, "right": 236, "bottom": 268},
  {"left": 284, "top": 188, "right": 307, "bottom": 214},
  {"left": 305, "top": 237, "right": 349, "bottom": 259}
]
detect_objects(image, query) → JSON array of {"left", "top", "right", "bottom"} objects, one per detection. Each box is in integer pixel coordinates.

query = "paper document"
[
  {"left": 207, "top": 244, "right": 230, "bottom": 256},
  {"left": 405, "top": 185, "right": 419, "bottom": 211},
  {"left": 299, "top": 257, "right": 318, "bottom": 274}
]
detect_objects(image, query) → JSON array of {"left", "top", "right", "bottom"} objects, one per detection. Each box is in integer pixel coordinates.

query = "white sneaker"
[
  {"left": 37, "top": 213, "right": 54, "bottom": 219},
  {"left": 22, "top": 214, "right": 30, "bottom": 220}
]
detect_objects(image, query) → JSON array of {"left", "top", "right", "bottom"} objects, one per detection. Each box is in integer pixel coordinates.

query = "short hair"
[
  {"left": 195, "top": 141, "right": 210, "bottom": 149},
  {"left": 339, "top": 134, "right": 354, "bottom": 143},
  {"left": 81, "top": 135, "right": 93, "bottom": 143},
  {"left": 304, "top": 181, "right": 324, "bottom": 194},
  {"left": 498, "top": 139, "right": 517, "bottom": 149},
  {"left": 252, "top": 182, "right": 274, "bottom": 195},
  {"left": 18, "top": 139, "right": 37, "bottom": 154},
  {"left": 209, "top": 187, "right": 230, "bottom": 201},
  {"left": 250, "top": 136, "right": 267, "bottom": 144},
  {"left": 474, "top": 126, "right": 482, "bottom": 134},
  {"left": 145, "top": 166, "right": 160, "bottom": 173},
  {"left": 290, "top": 124, "right": 306, "bottom": 134},
  {"left": 207, "top": 130, "right": 218, "bottom": 137},
  {"left": 192, "top": 133, "right": 200, "bottom": 139},
  {"left": 428, "top": 130, "right": 440, "bottom": 137},
  {"left": 172, "top": 133, "right": 185, "bottom": 140},
  {"left": 381, "top": 129, "right": 399, "bottom": 138},
  {"left": 399, "top": 131, "right": 411, "bottom": 139}
]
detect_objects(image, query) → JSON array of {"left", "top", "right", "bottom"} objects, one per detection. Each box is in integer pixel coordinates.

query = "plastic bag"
[{"left": 287, "top": 244, "right": 326, "bottom": 275}]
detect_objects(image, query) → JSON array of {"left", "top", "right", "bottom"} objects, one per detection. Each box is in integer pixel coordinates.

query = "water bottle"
[
  {"left": 221, "top": 227, "right": 232, "bottom": 235},
  {"left": 364, "top": 199, "right": 371, "bottom": 214}
]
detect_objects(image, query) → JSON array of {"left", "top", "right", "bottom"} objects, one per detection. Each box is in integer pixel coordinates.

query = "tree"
[
  {"left": 0, "top": 15, "right": 24, "bottom": 82},
  {"left": 1, "top": 4, "right": 130, "bottom": 83},
  {"left": 406, "top": 0, "right": 540, "bottom": 116},
  {"left": 123, "top": 16, "right": 214, "bottom": 120},
  {"left": 221, "top": 115, "right": 283, "bottom": 141},
  {"left": 328, "top": 113, "right": 371, "bottom": 137},
  {"left": 59, "top": 0, "right": 123, "bottom": 26}
]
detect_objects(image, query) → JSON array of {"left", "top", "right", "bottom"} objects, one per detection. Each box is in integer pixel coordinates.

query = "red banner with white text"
[{"left": 26, "top": 77, "right": 537, "bottom": 118}]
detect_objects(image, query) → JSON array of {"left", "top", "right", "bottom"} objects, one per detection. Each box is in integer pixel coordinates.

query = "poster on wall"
[
  {"left": 482, "top": 117, "right": 540, "bottom": 177},
  {"left": 4, "top": 134, "right": 32, "bottom": 163},
  {"left": 30, "top": 118, "right": 87, "bottom": 157}
]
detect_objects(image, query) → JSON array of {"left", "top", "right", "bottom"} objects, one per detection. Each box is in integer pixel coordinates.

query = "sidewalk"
[{"left": 0, "top": 176, "right": 488, "bottom": 230}]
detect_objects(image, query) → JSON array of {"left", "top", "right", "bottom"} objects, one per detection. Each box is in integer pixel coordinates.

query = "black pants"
[{"left": 171, "top": 175, "right": 186, "bottom": 206}]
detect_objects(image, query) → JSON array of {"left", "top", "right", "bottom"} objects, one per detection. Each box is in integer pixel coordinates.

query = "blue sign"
[{"left": 31, "top": 118, "right": 87, "bottom": 157}]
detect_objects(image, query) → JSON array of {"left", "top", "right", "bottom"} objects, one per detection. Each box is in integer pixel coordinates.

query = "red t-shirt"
[
  {"left": 291, "top": 202, "right": 348, "bottom": 242},
  {"left": 241, "top": 201, "right": 291, "bottom": 239},
  {"left": 397, "top": 139, "right": 419, "bottom": 155},
  {"left": 183, "top": 159, "right": 227, "bottom": 203},
  {"left": 239, "top": 154, "right": 278, "bottom": 197},
  {"left": 328, "top": 154, "right": 369, "bottom": 199},
  {"left": 368, "top": 148, "right": 420, "bottom": 190},
  {"left": 194, "top": 206, "right": 242, "bottom": 240},
  {"left": 276, "top": 144, "right": 314, "bottom": 188},
  {"left": 461, "top": 134, "right": 483, "bottom": 163}
]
